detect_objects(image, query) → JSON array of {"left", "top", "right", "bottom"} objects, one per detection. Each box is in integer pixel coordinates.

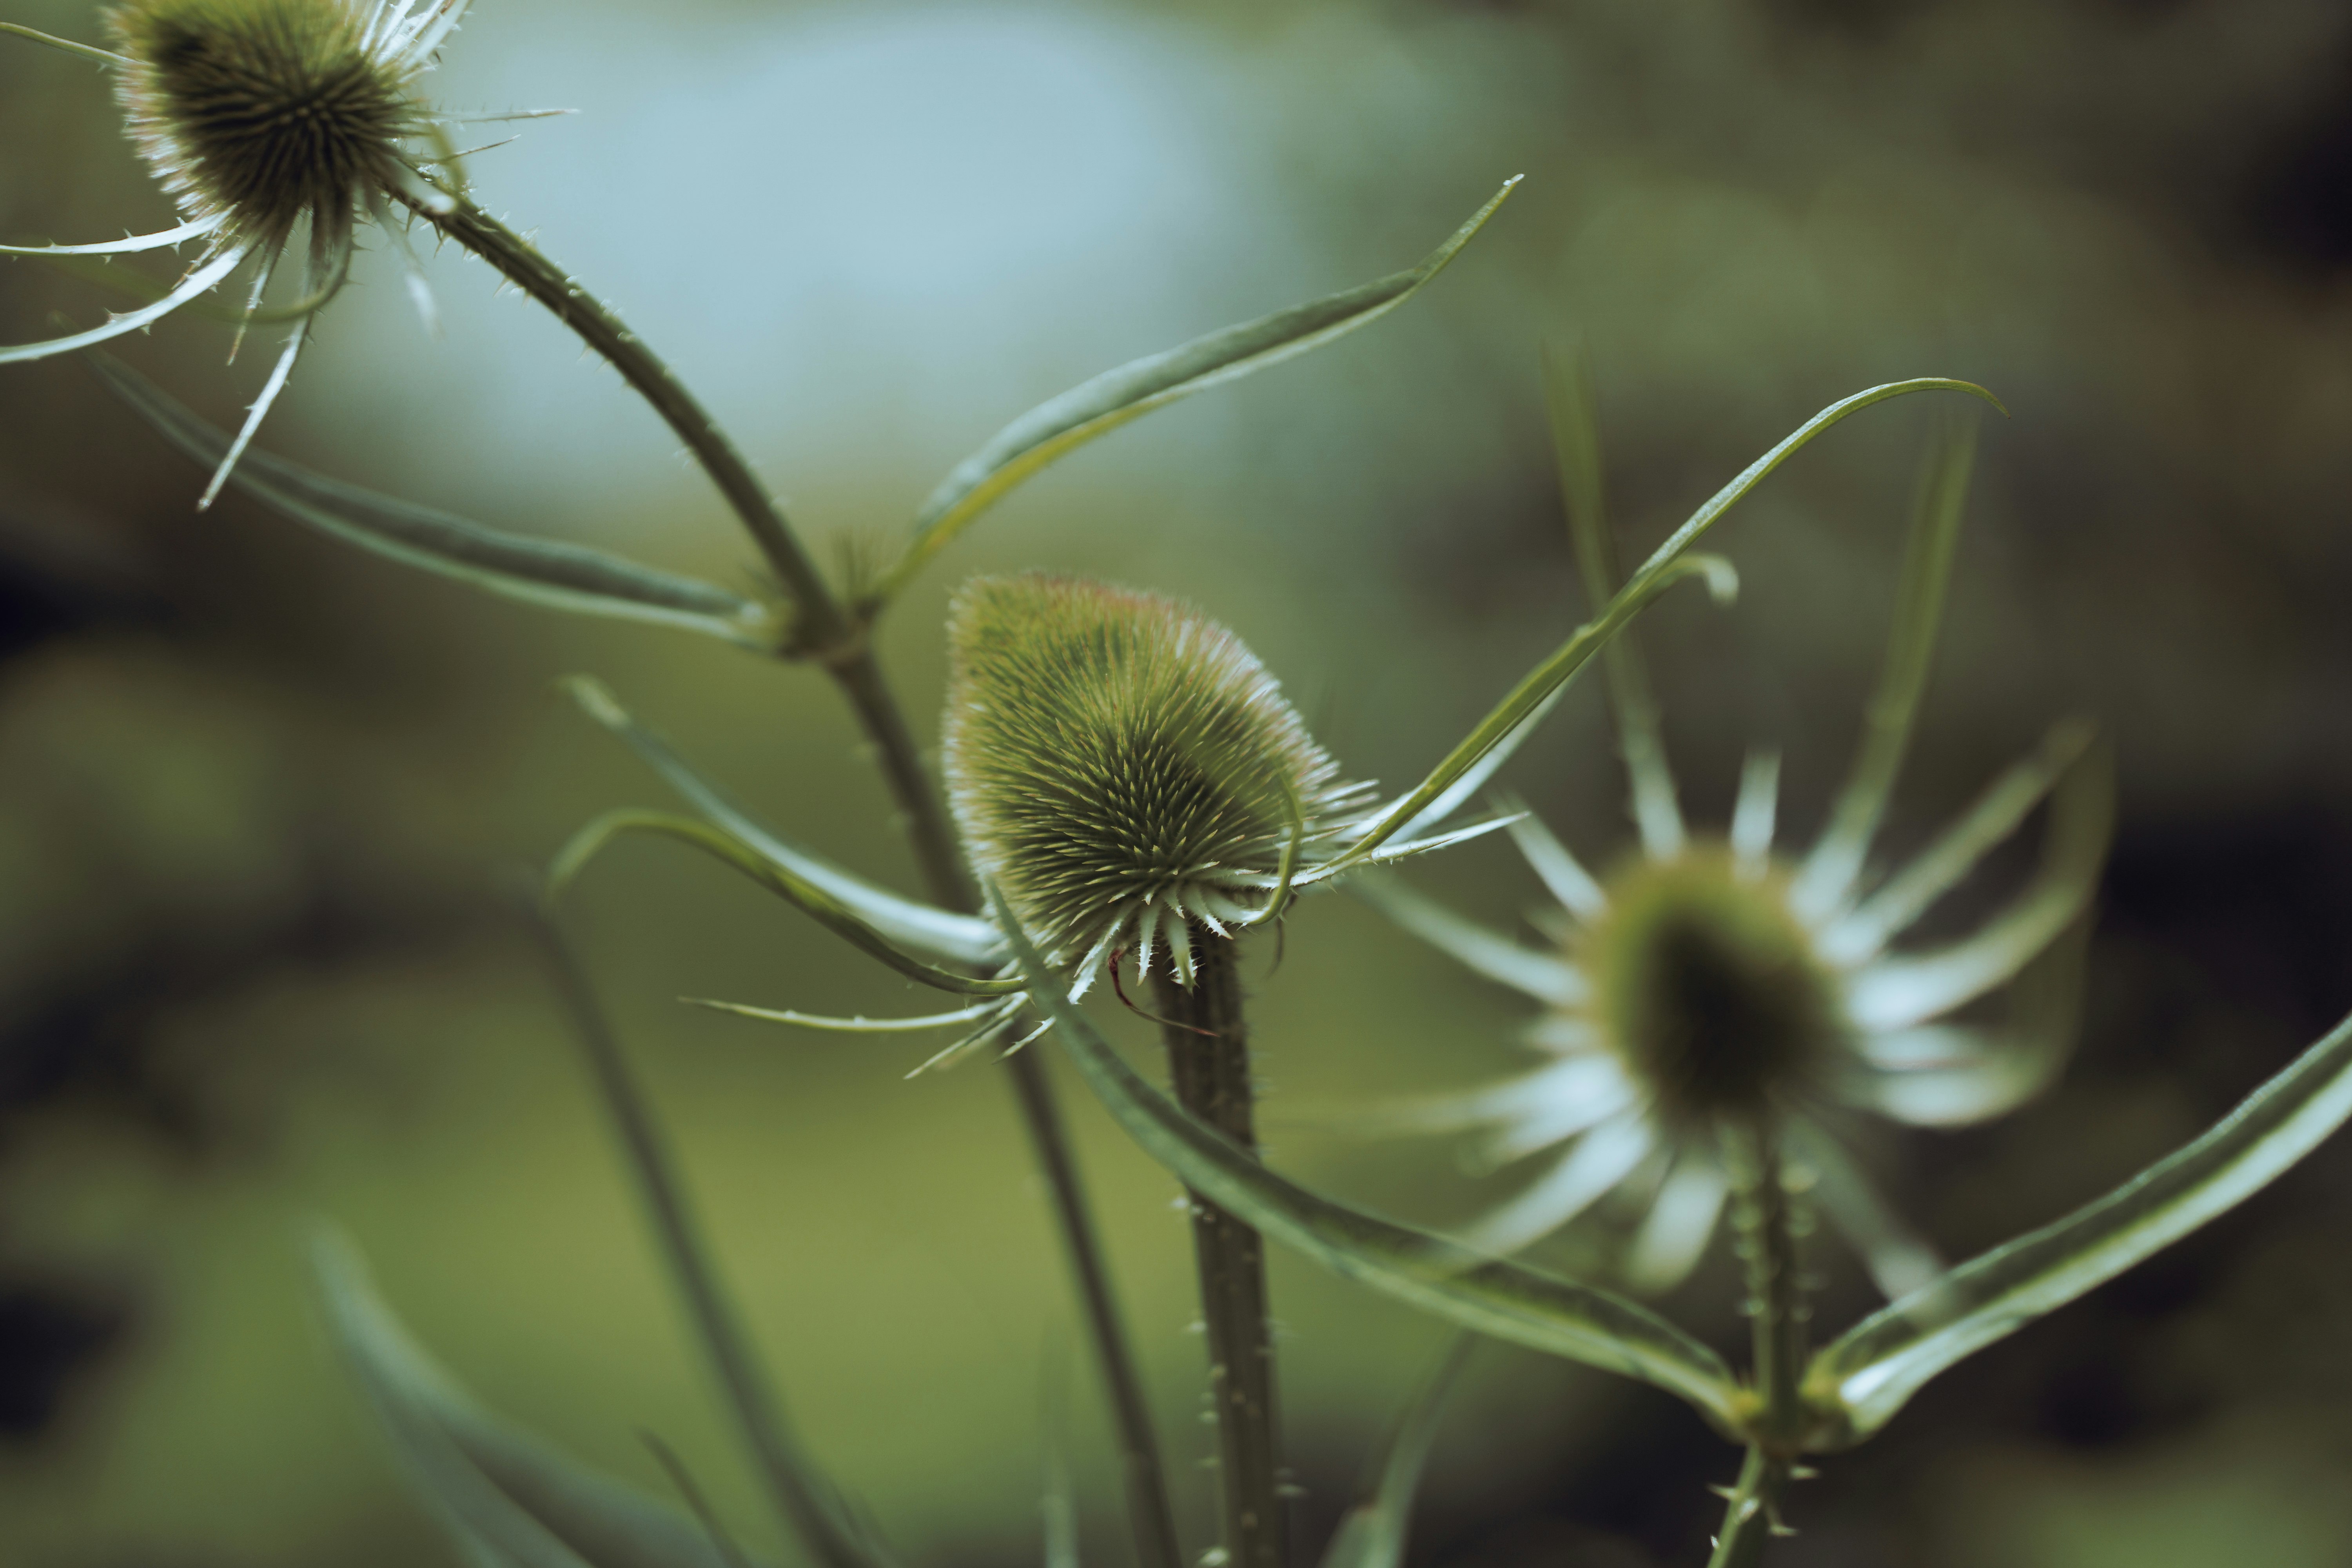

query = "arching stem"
[{"left": 1153, "top": 933, "right": 1288, "bottom": 1568}]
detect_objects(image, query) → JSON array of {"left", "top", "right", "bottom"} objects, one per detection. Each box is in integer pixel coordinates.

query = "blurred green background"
[{"left": 4, "top": 0, "right": 2351, "bottom": 1564}]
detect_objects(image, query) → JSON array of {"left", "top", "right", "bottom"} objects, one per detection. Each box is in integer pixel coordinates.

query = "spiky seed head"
[
  {"left": 108, "top": 0, "right": 421, "bottom": 244},
  {"left": 944, "top": 573, "right": 1349, "bottom": 976},
  {"left": 1579, "top": 848, "right": 1843, "bottom": 1124}
]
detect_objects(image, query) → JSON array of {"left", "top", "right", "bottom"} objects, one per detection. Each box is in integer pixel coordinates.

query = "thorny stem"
[
  {"left": 1711, "top": 1117, "right": 1807, "bottom": 1567},
  {"left": 1704, "top": 1448, "right": 1790, "bottom": 1568},
  {"left": 1739, "top": 1119, "right": 1808, "bottom": 1443},
  {"left": 419, "top": 188, "right": 1181, "bottom": 1568},
  {"left": 1153, "top": 933, "right": 1288, "bottom": 1568},
  {"left": 524, "top": 902, "right": 880, "bottom": 1568}
]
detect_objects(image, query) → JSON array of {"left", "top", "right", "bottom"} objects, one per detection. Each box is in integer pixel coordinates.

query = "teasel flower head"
[
  {"left": 944, "top": 573, "right": 1384, "bottom": 991},
  {"left": 1360, "top": 393, "right": 2113, "bottom": 1298},
  {"left": 2, "top": 0, "right": 506, "bottom": 505}
]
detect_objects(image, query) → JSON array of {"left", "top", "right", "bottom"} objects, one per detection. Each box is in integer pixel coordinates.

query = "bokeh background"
[{"left": 4, "top": 0, "right": 2352, "bottom": 1564}]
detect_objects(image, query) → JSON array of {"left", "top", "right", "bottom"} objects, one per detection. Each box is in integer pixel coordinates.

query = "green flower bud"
[{"left": 943, "top": 573, "right": 1365, "bottom": 985}]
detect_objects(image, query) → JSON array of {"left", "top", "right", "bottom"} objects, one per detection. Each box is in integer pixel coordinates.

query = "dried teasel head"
[{"left": 943, "top": 573, "right": 1374, "bottom": 988}]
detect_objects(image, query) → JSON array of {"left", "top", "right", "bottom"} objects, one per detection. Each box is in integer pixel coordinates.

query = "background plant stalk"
[
  {"left": 1708, "top": 1117, "right": 1806, "bottom": 1568},
  {"left": 1152, "top": 931, "right": 1287, "bottom": 1568},
  {"left": 402, "top": 189, "right": 1180, "bottom": 1568}
]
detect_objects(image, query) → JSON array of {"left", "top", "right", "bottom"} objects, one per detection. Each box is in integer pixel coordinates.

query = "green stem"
[
  {"left": 1704, "top": 1448, "right": 1789, "bottom": 1568},
  {"left": 1709, "top": 1117, "right": 1807, "bottom": 1568},
  {"left": 434, "top": 189, "right": 1179, "bottom": 1568},
  {"left": 1152, "top": 933, "right": 1287, "bottom": 1568},
  {"left": 408, "top": 193, "right": 850, "bottom": 655},
  {"left": 1740, "top": 1119, "right": 1807, "bottom": 1440},
  {"left": 524, "top": 902, "right": 880, "bottom": 1568}
]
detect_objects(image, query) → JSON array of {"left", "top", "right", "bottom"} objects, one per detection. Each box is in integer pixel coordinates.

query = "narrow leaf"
[
  {"left": 1811, "top": 1006, "right": 2352, "bottom": 1443},
  {"left": 1338, "top": 553, "right": 1739, "bottom": 868},
  {"left": 866, "top": 180, "right": 1520, "bottom": 605},
  {"left": 550, "top": 810, "right": 1023, "bottom": 997},
  {"left": 986, "top": 885, "right": 1742, "bottom": 1428},
  {"left": 1619, "top": 379, "right": 2004, "bottom": 604},
  {"left": 1348, "top": 376, "right": 2004, "bottom": 864},
  {"left": 314, "top": 1231, "right": 748, "bottom": 1568},
  {"left": 565, "top": 678, "right": 1002, "bottom": 967},
  {"left": 92, "top": 355, "right": 777, "bottom": 647},
  {"left": 1319, "top": 1337, "right": 1472, "bottom": 1568}
]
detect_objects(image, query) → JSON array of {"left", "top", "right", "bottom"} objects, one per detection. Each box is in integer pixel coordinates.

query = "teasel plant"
[
  {"left": 18, "top": 9, "right": 2352, "bottom": 1568},
  {"left": 970, "top": 389, "right": 2352, "bottom": 1568}
]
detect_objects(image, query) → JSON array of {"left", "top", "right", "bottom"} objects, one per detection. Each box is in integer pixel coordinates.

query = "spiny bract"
[{"left": 944, "top": 574, "right": 1370, "bottom": 987}]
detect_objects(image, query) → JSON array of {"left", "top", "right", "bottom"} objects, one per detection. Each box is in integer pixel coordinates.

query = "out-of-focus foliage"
[{"left": 3, "top": 2, "right": 2350, "bottom": 1566}]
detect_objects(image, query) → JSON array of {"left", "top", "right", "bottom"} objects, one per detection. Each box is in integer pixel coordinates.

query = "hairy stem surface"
[{"left": 1154, "top": 935, "right": 1287, "bottom": 1568}]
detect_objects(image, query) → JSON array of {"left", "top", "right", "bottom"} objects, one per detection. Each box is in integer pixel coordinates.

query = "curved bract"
[
  {"left": 1810, "top": 1006, "right": 2352, "bottom": 1443},
  {"left": 549, "top": 811, "right": 1024, "bottom": 998}
]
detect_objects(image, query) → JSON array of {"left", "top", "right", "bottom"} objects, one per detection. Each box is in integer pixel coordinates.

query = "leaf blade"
[
  {"left": 1811, "top": 1006, "right": 2352, "bottom": 1442},
  {"left": 93, "top": 355, "right": 776, "bottom": 647},
  {"left": 985, "top": 885, "right": 1742, "bottom": 1428},
  {"left": 867, "top": 179, "right": 1520, "bottom": 605},
  {"left": 1346, "top": 375, "right": 2004, "bottom": 862}
]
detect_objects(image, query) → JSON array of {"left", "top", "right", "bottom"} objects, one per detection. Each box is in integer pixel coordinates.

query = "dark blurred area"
[{"left": 4, "top": 0, "right": 2351, "bottom": 1565}]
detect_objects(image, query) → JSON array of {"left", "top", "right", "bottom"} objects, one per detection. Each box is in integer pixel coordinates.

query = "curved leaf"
[
  {"left": 565, "top": 678, "right": 1002, "bottom": 967},
  {"left": 1348, "top": 376, "right": 2004, "bottom": 863},
  {"left": 1337, "top": 554, "right": 1739, "bottom": 867},
  {"left": 986, "top": 885, "right": 1742, "bottom": 1429},
  {"left": 1810, "top": 1007, "right": 2352, "bottom": 1443},
  {"left": 92, "top": 355, "right": 777, "bottom": 648},
  {"left": 1617, "top": 378, "right": 2005, "bottom": 604},
  {"left": 314, "top": 1231, "right": 749, "bottom": 1568},
  {"left": 866, "top": 180, "right": 1520, "bottom": 606},
  {"left": 551, "top": 810, "right": 1023, "bottom": 998}
]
